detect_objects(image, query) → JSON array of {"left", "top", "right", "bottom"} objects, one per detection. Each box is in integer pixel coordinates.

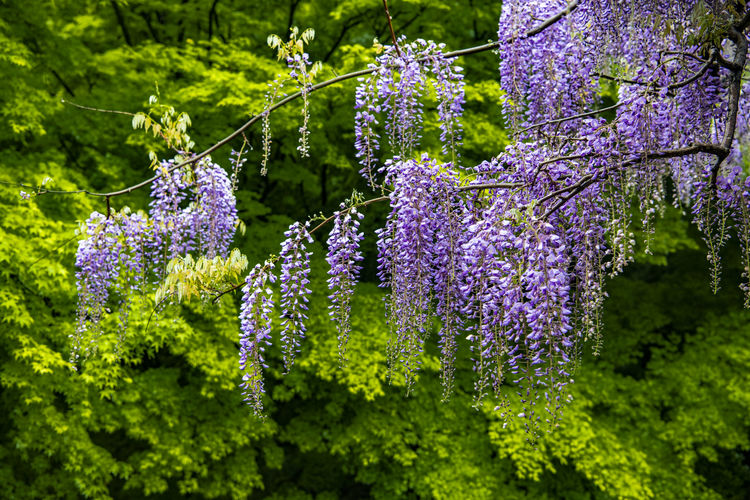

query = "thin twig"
[
  {"left": 457, "top": 182, "right": 523, "bottom": 191},
  {"left": 308, "top": 195, "right": 390, "bottom": 235},
  {"left": 62, "top": 99, "right": 136, "bottom": 117},
  {"left": 27, "top": 234, "right": 79, "bottom": 270},
  {"left": 382, "top": 0, "right": 401, "bottom": 57},
  {"left": 520, "top": 102, "right": 623, "bottom": 134},
  {"left": 711, "top": 25, "right": 748, "bottom": 188},
  {"left": 62, "top": 98, "right": 182, "bottom": 156}
]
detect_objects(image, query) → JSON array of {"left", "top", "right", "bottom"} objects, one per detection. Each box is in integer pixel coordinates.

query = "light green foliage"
[
  {"left": 1, "top": 0, "right": 749, "bottom": 499},
  {"left": 131, "top": 90, "right": 195, "bottom": 167},
  {"left": 156, "top": 248, "right": 249, "bottom": 304}
]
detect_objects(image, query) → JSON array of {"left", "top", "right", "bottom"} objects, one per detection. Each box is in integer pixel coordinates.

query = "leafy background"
[{"left": 0, "top": 0, "right": 748, "bottom": 498}]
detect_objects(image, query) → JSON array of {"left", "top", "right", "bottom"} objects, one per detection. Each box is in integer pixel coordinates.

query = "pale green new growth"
[
  {"left": 131, "top": 88, "right": 195, "bottom": 168},
  {"left": 156, "top": 248, "right": 248, "bottom": 304}
]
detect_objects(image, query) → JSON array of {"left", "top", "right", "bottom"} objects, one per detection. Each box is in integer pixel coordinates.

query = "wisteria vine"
[{"left": 67, "top": 1, "right": 750, "bottom": 435}]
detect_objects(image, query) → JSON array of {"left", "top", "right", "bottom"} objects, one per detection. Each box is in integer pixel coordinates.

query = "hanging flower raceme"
[
  {"left": 279, "top": 222, "right": 313, "bottom": 372},
  {"left": 192, "top": 158, "right": 238, "bottom": 258},
  {"left": 429, "top": 169, "right": 466, "bottom": 400},
  {"left": 326, "top": 204, "right": 365, "bottom": 366},
  {"left": 72, "top": 213, "right": 123, "bottom": 365},
  {"left": 150, "top": 157, "right": 238, "bottom": 262},
  {"left": 378, "top": 154, "right": 459, "bottom": 390},
  {"left": 150, "top": 159, "right": 193, "bottom": 262},
  {"left": 354, "top": 38, "right": 465, "bottom": 185},
  {"left": 238, "top": 261, "right": 276, "bottom": 416}
]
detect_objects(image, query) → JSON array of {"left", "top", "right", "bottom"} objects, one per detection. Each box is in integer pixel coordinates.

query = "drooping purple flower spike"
[
  {"left": 354, "top": 37, "right": 465, "bottom": 186},
  {"left": 72, "top": 213, "right": 122, "bottom": 365},
  {"left": 327, "top": 204, "right": 365, "bottom": 365},
  {"left": 192, "top": 158, "right": 238, "bottom": 259},
  {"left": 238, "top": 261, "right": 276, "bottom": 416},
  {"left": 279, "top": 221, "right": 313, "bottom": 372}
]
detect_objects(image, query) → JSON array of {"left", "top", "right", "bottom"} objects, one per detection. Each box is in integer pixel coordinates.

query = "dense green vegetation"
[{"left": 1, "top": 1, "right": 749, "bottom": 498}]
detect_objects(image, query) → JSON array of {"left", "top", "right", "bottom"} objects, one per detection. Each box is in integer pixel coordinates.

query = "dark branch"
[
  {"left": 711, "top": 19, "right": 749, "bottom": 187},
  {"left": 595, "top": 51, "right": 716, "bottom": 93},
  {"left": 50, "top": 69, "right": 75, "bottom": 97},
  {"left": 322, "top": 14, "right": 365, "bottom": 63},
  {"left": 382, "top": 0, "right": 401, "bottom": 57},
  {"left": 287, "top": 0, "right": 301, "bottom": 34},
  {"left": 30, "top": 0, "right": 581, "bottom": 199},
  {"left": 520, "top": 103, "right": 623, "bottom": 134},
  {"left": 539, "top": 142, "right": 738, "bottom": 219}
]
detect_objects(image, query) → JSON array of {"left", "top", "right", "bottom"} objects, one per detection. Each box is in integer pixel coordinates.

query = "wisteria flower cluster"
[
  {"left": 326, "top": 204, "right": 364, "bottom": 365},
  {"left": 73, "top": 157, "right": 238, "bottom": 365},
  {"left": 239, "top": 261, "right": 276, "bottom": 416},
  {"left": 354, "top": 37, "right": 465, "bottom": 186},
  {"left": 278, "top": 222, "right": 313, "bottom": 372},
  {"left": 237, "top": 2, "right": 750, "bottom": 430}
]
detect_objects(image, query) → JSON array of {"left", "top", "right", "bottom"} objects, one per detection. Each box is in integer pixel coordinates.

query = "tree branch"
[
  {"left": 33, "top": 0, "right": 580, "bottom": 199},
  {"left": 711, "top": 20, "right": 749, "bottom": 187},
  {"left": 287, "top": 0, "right": 301, "bottom": 34},
  {"left": 322, "top": 13, "right": 365, "bottom": 63},
  {"left": 50, "top": 69, "right": 75, "bottom": 97},
  {"left": 382, "top": 0, "right": 401, "bottom": 57},
  {"left": 520, "top": 102, "right": 623, "bottom": 134}
]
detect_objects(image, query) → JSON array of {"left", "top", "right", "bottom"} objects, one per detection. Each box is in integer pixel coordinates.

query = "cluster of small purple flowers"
[
  {"left": 326, "top": 204, "right": 365, "bottom": 366},
  {"left": 354, "top": 38, "right": 465, "bottom": 184},
  {"left": 234, "top": 205, "right": 367, "bottom": 412},
  {"left": 279, "top": 222, "right": 313, "bottom": 372},
  {"left": 484, "top": 0, "right": 750, "bottom": 425},
  {"left": 148, "top": 158, "right": 238, "bottom": 262},
  {"left": 192, "top": 159, "right": 238, "bottom": 258},
  {"left": 498, "top": 1, "right": 598, "bottom": 134},
  {"left": 379, "top": 155, "right": 455, "bottom": 390},
  {"left": 239, "top": 261, "right": 276, "bottom": 416},
  {"left": 72, "top": 209, "right": 152, "bottom": 365},
  {"left": 241, "top": 149, "right": 596, "bottom": 423},
  {"left": 73, "top": 157, "right": 237, "bottom": 366},
  {"left": 72, "top": 213, "right": 123, "bottom": 365}
]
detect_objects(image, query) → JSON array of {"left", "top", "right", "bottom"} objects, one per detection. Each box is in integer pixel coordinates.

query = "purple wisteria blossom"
[
  {"left": 72, "top": 213, "right": 122, "bottom": 365},
  {"left": 149, "top": 159, "right": 193, "bottom": 262},
  {"left": 73, "top": 156, "right": 238, "bottom": 366},
  {"left": 354, "top": 38, "right": 465, "bottom": 185},
  {"left": 379, "top": 154, "right": 459, "bottom": 391},
  {"left": 279, "top": 221, "right": 313, "bottom": 372},
  {"left": 192, "top": 158, "right": 238, "bottom": 258},
  {"left": 239, "top": 261, "right": 276, "bottom": 416},
  {"left": 326, "top": 204, "right": 364, "bottom": 365},
  {"left": 150, "top": 157, "right": 238, "bottom": 262}
]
